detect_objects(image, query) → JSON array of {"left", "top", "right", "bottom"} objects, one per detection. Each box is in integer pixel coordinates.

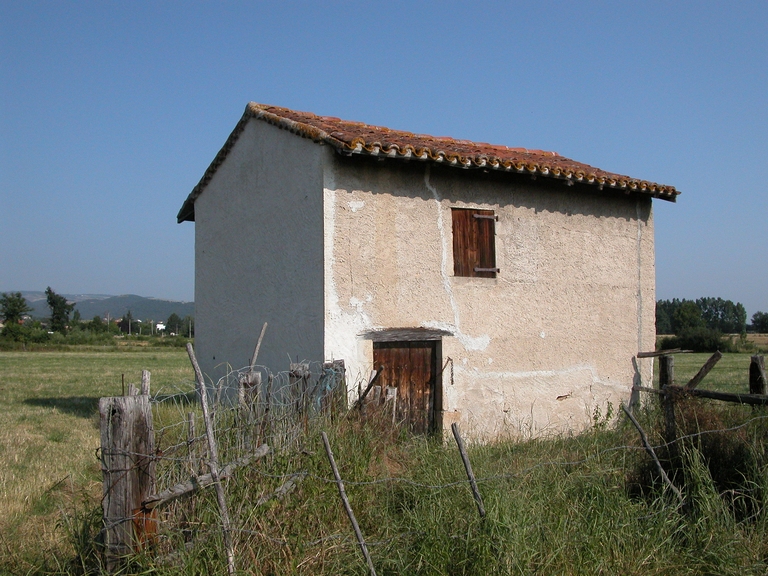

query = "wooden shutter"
[{"left": 451, "top": 208, "right": 497, "bottom": 278}]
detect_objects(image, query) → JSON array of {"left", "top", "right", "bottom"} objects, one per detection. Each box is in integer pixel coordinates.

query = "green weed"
[{"left": 5, "top": 349, "right": 768, "bottom": 574}]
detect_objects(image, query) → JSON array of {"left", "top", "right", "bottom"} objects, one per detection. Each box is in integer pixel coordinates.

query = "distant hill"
[{"left": 17, "top": 291, "right": 194, "bottom": 322}]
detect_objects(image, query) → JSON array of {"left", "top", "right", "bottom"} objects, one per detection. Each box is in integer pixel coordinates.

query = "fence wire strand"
[{"left": 100, "top": 363, "right": 768, "bottom": 569}]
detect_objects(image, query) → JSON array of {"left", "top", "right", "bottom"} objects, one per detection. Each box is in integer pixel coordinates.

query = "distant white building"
[{"left": 156, "top": 322, "right": 166, "bottom": 332}]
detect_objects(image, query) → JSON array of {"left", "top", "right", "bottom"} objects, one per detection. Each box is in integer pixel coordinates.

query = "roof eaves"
[
  {"left": 178, "top": 103, "right": 678, "bottom": 223},
  {"left": 340, "top": 145, "right": 678, "bottom": 202},
  {"left": 176, "top": 106, "right": 253, "bottom": 223}
]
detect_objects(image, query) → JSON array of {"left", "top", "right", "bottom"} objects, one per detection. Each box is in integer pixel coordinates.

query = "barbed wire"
[
  {"left": 100, "top": 364, "right": 768, "bottom": 570},
  {"left": 103, "top": 401, "right": 768, "bottom": 490},
  {"left": 110, "top": 412, "right": 768, "bottom": 492}
]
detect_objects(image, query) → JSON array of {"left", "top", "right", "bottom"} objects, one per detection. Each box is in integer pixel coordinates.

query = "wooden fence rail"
[
  {"left": 99, "top": 351, "right": 349, "bottom": 572},
  {"left": 632, "top": 352, "right": 767, "bottom": 505}
]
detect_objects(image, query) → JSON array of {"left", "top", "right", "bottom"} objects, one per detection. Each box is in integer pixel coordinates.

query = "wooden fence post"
[
  {"left": 659, "top": 355, "right": 677, "bottom": 449},
  {"left": 141, "top": 370, "right": 151, "bottom": 396},
  {"left": 324, "top": 359, "right": 346, "bottom": 417},
  {"left": 659, "top": 354, "right": 674, "bottom": 389},
  {"left": 187, "top": 411, "right": 198, "bottom": 475},
  {"left": 186, "top": 343, "right": 236, "bottom": 576},
  {"left": 258, "top": 373, "right": 273, "bottom": 446},
  {"left": 99, "top": 394, "right": 156, "bottom": 572},
  {"left": 321, "top": 431, "right": 377, "bottom": 576},
  {"left": 749, "top": 355, "right": 767, "bottom": 395},
  {"left": 239, "top": 371, "right": 261, "bottom": 450},
  {"left": 451, "top": 422, "right": 486, "bottom": 519},
  {"left": 289, "top": 362, "right": 311, "bottom": 414}
]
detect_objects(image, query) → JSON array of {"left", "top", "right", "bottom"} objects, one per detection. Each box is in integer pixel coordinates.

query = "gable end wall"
[{"left": 194, "top": 119, "right": 326, "bottom": 388}]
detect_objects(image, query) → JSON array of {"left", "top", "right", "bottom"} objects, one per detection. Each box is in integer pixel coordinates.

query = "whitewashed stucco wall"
[
  {"left": 324, "top": 157, "right": 655, "bottom": 439},
  {"left": 194, "top": 119, "right": 327, "bottom": 388}
]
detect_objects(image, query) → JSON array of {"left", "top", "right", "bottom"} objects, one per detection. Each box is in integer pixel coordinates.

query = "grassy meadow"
[
  {"left": 652, "top": 351, "right": 763, "bottom": 393},
  {"left": 0, "top": 348, "right": 194, "bottom": 572},
  {"left": 1, "top": 347, "right": 768, "bottom": 574}
]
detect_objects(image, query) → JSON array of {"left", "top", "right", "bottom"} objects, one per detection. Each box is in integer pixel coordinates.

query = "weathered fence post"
[
  {"left": 324, "top": 359, "right": 346, "bottom": 417},
  {"left": 239, "top": 371, "right": 261, "bottom": 407},
  {"left": 258, "top": 373, "right": 273, "bottom": 446},
  {"left": 659, "top": 354, "right": 677, "bottom": 449},
  {"left": 749, "top": 355, "right": 767, "bottom": 395},
  {"left": 289, "top": 362, "right": 311, "bottom": 414},
  {"left": 239, "top": 371, "right": 261, "bottom": 450},
  {"left": 187, "top": 411, "right": 197, "bottom": 475},
  {"left": 99, "top": 394, "right": 156, "bottom": 571},
  {"left": 659, "top": 354, "right": 674, "bottom": 389},
  {"left": 385, "top": 386, "right": 397, "bottom": 424},
  {"left": 186, "top": 343, "right": 236, "bottom": 576},
  {"left": 141, "top": 370, "right": 151, "bottom": 396},
  {"left": 451, "top": 422, "right": 486, "bottom": 519},
  {"left": 321, "top": 431, "right": 377, "bottom": 576}
]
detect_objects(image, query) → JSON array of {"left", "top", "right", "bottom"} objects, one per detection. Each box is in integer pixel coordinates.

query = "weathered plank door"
[{"left": 373, "top": 340, "right": 439, "bottom": 434}]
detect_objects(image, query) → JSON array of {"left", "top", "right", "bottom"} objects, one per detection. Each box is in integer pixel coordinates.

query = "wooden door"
[{"left": 373, "top": 340, "right": 439, "bottom": 434}]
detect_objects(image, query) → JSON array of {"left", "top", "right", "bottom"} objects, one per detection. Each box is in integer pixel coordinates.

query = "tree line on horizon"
[
  {"left": 656, "top": 297, "right": 768, "bottom": 353},
  {"left": 0, "top": 289, "right": 194, "bottom": 345},
  {"left": 3, "top": 290, "right": 767, "bottom": 349}
]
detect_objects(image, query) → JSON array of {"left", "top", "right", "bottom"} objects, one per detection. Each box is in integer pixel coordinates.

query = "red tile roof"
[{"left": 178, "top": 103, "right": 678, "bottom": 222}]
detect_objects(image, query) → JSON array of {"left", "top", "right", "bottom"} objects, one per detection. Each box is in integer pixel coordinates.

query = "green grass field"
[
  {"left": 0, "top": 348, "right": 193, "bottom": 571},
  {"left": 652, "top": 352, "right": 760, "bottom": 393},
  {"left": 2, "top": 348, "right": 768, "bottom": 574}
]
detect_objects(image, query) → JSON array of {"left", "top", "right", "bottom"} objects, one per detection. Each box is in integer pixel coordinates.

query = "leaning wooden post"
[
  {"left": 622, "top": 405, "right": 684, "bottom": 506},
  {"left": 321, "top": 431, "right": 377, "bottom": 576},
  {"left": 186, "top": 343, "right": 236, "bottom": 576},
  {"left": 749, "top": 355, "right": 767, "bottom": 395},
  {"left": 659, "top": 355, "right": 677, "bottom": 451},
  {"left": 451, "top": 423, "right": 486, "bottom": 519},
  {"left": 99, "top": 394, "right": 157, "bottom": 572},
  {"left": 249, "top": 322, "right": 268, "bottom": 370},
  {"left": 352, "top": 366, "right": 384, "bottom": 412}
]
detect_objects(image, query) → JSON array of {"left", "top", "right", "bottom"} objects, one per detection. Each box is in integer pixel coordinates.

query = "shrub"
[
  {"left": 659, "top": 327, "right": 733, "bottom": 353},
  {"left": 627, "top": 400, "right": 767, "bottom": 521},
  {"left": 64, "top": 328, "right": 119, "bottom": 346},
  {"left": 0, "top": 323, "right": 51, "bottom": 346},
  {"left": 150, "top": 335, "right": 192, "bottom": 348}
]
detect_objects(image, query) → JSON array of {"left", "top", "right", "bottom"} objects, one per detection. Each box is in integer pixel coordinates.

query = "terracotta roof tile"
[{"left": 178, "top": 103, "right": 678, "bottom": 222}]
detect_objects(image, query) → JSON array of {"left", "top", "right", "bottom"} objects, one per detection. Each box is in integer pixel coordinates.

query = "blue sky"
[{"left": 1, "top": 1, "right": 766, "bottom": 317}]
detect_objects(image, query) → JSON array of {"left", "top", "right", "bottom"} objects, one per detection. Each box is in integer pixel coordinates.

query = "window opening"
[{"left": 451, "top": 208, "right": 499, "bottom": 278}]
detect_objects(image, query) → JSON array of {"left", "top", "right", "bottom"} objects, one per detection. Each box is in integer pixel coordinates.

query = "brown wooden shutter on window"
[{"left": 451, "top": 208, "right": 497, "bottom": 278}]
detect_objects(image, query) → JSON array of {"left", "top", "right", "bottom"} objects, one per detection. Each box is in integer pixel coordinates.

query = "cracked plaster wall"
[
  {"left": 192, "top": 121, "right": 655, "bottom": 438},
  {"left": 324, "top": 158, "right": 655, "bottom": 439}
]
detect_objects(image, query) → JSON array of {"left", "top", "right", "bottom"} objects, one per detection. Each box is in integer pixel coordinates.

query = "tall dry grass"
[
  {"left": 0, "top": 348, "right": 192, "bottom": 571},
  {"left": 4, "top": 349, "right": 768, "bottom": 574}
]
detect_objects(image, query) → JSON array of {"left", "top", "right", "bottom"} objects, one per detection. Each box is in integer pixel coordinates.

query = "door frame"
[{"left": 364, "top": 328, "right": 447, "bottom": 434}]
